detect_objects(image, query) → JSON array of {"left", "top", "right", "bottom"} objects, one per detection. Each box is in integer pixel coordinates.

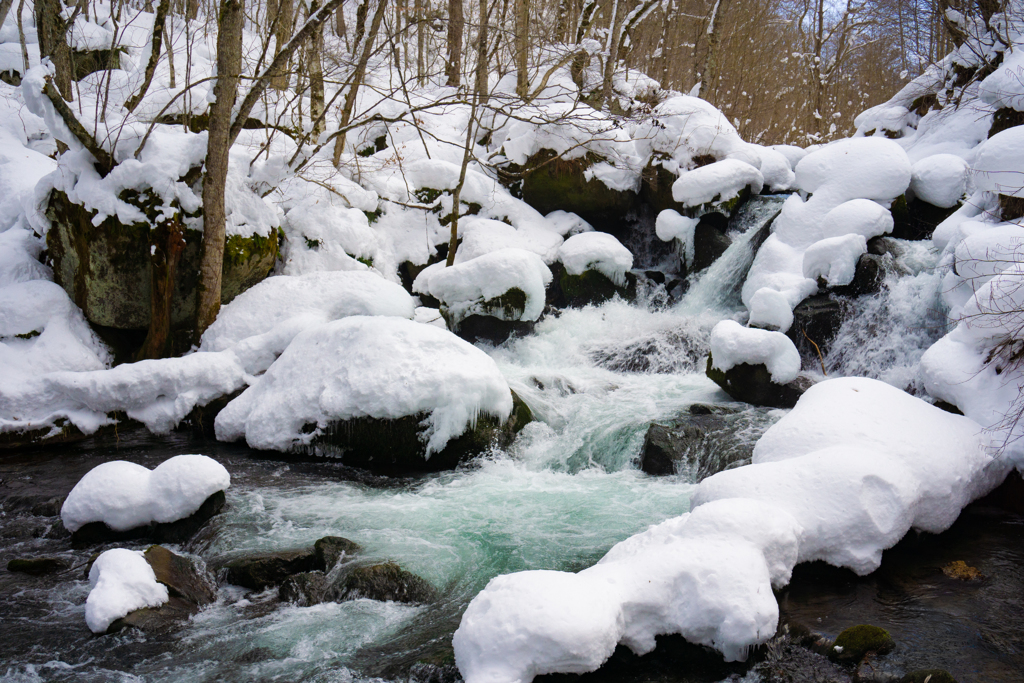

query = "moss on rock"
[
  {"left": 556, "top": 268, "right": 637, "bottom": 308},
  {"left": 520, "top": 149, "right": 637, "bottom": 231},
  {"left": 829, "top": 624, "right": 895, "bottom": 663}
]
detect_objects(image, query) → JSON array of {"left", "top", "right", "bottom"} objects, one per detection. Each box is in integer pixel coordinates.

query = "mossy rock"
[
  {"left": 890, "top": 193, "right": 959, "bottom": 240},
  {"left": 441, "top": 287, "right": 536, "bottom": 344},
  {"left": 330, "top": 561, "right": 435, "bottom": 604},
  {"left": 829, "top": 624, "right": 895, "bottom": 663},
  {"left": 520, "top": 149, "right": 637, "bottom": 232},
  {"left": 989, "top": 107, "right": 1024, "bottom": 138},
  {"left": 899, "top": 669, "right": 957, "bottom": 683},
  {"left": 279, "top": 571, "right": 329, "bottom": 606},
  {"left": 108, "top": 545, "right": 216, "bottom": 634},
  {"left": 0, "top": 417, "right": 89, "bottom": 451},
  {"left": 705, "top": 354, "right": 810, "bottom": 409},
  {"left": 313, "top": 391, "right": 533, "bottom": 475},
  {"left": 554, "top": 268, "right": 637, "bottom": 308},
  {"left": 73, "top": 47, "right": 124, "bottom": 80},
  {"left": 46, "top": 189, "right": 278, "bottom": 335}
]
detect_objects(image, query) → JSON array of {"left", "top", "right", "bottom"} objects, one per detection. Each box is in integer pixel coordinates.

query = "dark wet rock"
[
  {"left": 867, "top": 236, "right": 904, "bottom": 260},
  {"left": 640, "top": 405, "right": 775, "bottom": 479},
  {"left": 841, "top": 254, "right": 885, "bottom": 297},
  {"left": 519, "top": 150, "right": 637, "bottom": 232},
  {"left": 108, "top": 545, "right": 216, "bottom": 634},
  {"left": 70, "top": 489, "right": 226, "bottom": 547},
  {"left": 643, "top": 270, "right": 666, "bottom": 284},
  {"left": 754, "top": 632, "right": 851, "bottom": 683},
  {"left": 0, "top": 418, "right": 91, "bottom": 451},
  {"left": 689, "top": 214, "right": 733, "bottom": 274},
  {"left": 408, "top": 660, "right": 462, "bottom": 683},
  {"left": 279, "top": 571, "right": 329, "bottom": 606},
  {"left": 1, "top": 515, "right": 69, "bottom": 540},
  {"left": 223, "top": 549, "right": 318, "bottom": 591},
  {"left": 829, "top": 625, "right": 895, "bottom": 664},
  {"left": 7, "top": 557, "right": 71, "bottom": 575},
  {"left": 313, "top": 392, "right": 532, "bottom": 475},
  {"left": 787, "top": 295, "right": 846, "bottom": 360},
  {"left": 890, "top": 194, "right": 958, "bottom": 241},
  {"left": 899, "top": 670, "right": 956, "bottom": 683},
  {"left": 315, "top": 536, "right": 360, "bottom": 571},
  {"left": 969, "top": 469, "right": 1024, "bottom": 515},
  {"left": 551, "top": 267, "right": 637, "bottom": 308},
  {"left": 46, "top": 189, "right": 278, "bottom": 354},
  {"left": 706, "top": 354, "right": 813, "bottom": 408},
  {"left": 330, "top": 561, "right": 435, "bottom": 604},
  {"left": 444, "top": 315, "right": 535, "bottom": 345},
  {"left": 73, "top": 48, "right": 123, "bottom": 79},
  {"left": 144, "top": 545, "right": 217, "bottom": 606},
  {"left": 587, "top": 327, "right": 708, "bottom": 374}
]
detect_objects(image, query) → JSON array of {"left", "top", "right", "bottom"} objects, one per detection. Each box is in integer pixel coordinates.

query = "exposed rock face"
[
  {"left": 890, "top": 194, "right": 958, "bottom": 240},
  {"left": 705, "top": 355, "right": 813, "bottom": 409},
  {"left": 330, "top": 562, "right": 435, "bottom": 604},
  {"left": 224, "top": 549, "right": 318, "bottom": 591},
  {"left": 689, "top": 214, "right": 733, "bottom": 275},
  {"left": 442, "top": 288, "right": 536, "bottom": 344},
  {"left": 110, "top": 545, "right": 217, "bottom": 634},
  {"left": 786, "top": 295, "right": 846, "bottom": 361},
  {"left": 549, "top": 265, "right": 637, "bottom": 309},
  {"left": 46, "top": 190, "right": 278, "bottom": 349},
  {"left": 519, "top": 150, "right": 637, "bottom": 232},
  {"left": 279, "top": 571, "right": 329, "bottom": 606},
  {"left": 313, "top": 392, "right": 533, "bottom": 475},
  {"left": 315, "top": 536, "right": 361, "bottom": 571},
  {"left": 70, "top": 490, "right": 226, "bottom": 548}
]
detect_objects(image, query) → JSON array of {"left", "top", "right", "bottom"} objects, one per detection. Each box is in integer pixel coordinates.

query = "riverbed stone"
[
  {"left": 70, "top": 489, "right": 226, "bottom": 547},
  {"left": 829, "top": 624, "right": 895, "bottom": 663},
  {"left": 279, "top": 571, "right": 329, "bottom": 606},
  {"left": 7, "top": 557, "right": 70, "bottom": 575},
  {"left": 313, "top": 391, "right": 532, "bottom": 475},
  {"left": 330, "top": 561, "right": 435, "bottom": 604},
  {"left": 688, "top": 213, "right": 732, "bottom": 274},
  {"left": 315, "top": 536, "right": 361, "bottom": 571},
  {"left": 899, "top": 670, "right": 957, "bottom": 683},
  {"left": 552, "top": 267, "right": 637, "bottom": 308},
  {"left": 441, "top": 287, "right": 537, "bottom": 344},
  {"left": 890, "top": 194, "right": 958, "bottom": 241},
  {"left": 109, "top": 545, "right": 216, "bottom": 634},
  {"left": 705, "top": 354, "right": 813, "bottom": 408},
  {"left": 223, "top": 549, "right": 318, "bottom": 591},
  {"left": 786, "top": 295, "right": 846, "bottom": 361}
]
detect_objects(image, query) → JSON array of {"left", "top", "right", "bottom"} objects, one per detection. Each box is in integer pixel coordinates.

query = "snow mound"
[
  {"left": 635, "top": 96, "right": 761, "bottom": 170},
  {"left": 201, "top": 271, "right": 415, "bottom": 352},
  {"left": 215, "top": 316, "right": 514, "bottom": 455},
  {"left": 802, "top": 234, "right": 868, "bottom": 287},
  {"left": 454, "top": 218, "right": 564, "bottom": 265},
  {"left": 795, "top": 137, "right": 911, "bottom": 203},
  {"left": 416, "top": 249, "right": 552, "bottom": 324},
  {"left": 61, "top": 454, "right": 231, "bottom": 533},
  {"left": 820, "top": 199, "right": 894, "bottom": 241},
  {"left": 911, "top": 154, "right": 969, "bottom": 208},
  {"left": 454, "top": 378, "right": 1002, "bottom": 682},
  {"left": 709, "top": 320, "right": 801, "bottom": 383},
  {"left": 747, "top": 288, "right": 794, "bottom": 332},
  {"left": 86, "top": 549, "right": 169, "bottom": 633},
  {"left": 972, "top": 126, "right": 1024, "bottom": 198},
  {"left": 672, "top": 159, "right": 763, "bottom": 208},
  {"left": 558, "top": 232, "right": 633, "bottom": 286},
  {"left": 654, "top": 210, "right": 700, "bottom": 268}
]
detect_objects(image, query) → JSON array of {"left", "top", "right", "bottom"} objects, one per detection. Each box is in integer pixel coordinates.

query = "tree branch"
[{"left": 43, "top": 78, "right": 115, "bottom": 174}]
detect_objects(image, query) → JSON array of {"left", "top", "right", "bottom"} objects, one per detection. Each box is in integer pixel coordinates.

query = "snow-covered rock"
[
  {"left": 973, "top": 125, "right": 1024, "bottom": 198},
  {"left": 708, "top": 320, "right": 801, "bottom": 384},
  {"left": 85, "top": 549, "right": 169, "bottom": 634},
  {"left": 215, "top": 316, "right": 515, "bottom": 457},
  {"left": 802, "top": 234, "right": 868, "bottom": 287},
  {"left": 911, "top": 154, "right": 969, "bottom": 208},
  {"left": 671, "top": 159, "right": 763, "bottom": 209},
  {"left": 557, "top": 232, "right": 633, "bottom": 286},
  {"left": 61, "top": 454, "right": 231, "bottom": 533}
]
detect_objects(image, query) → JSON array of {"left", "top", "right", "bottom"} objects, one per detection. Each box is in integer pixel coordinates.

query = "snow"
[
  {"left": 820, "top": 199, "right": 894, "bottom": 241},
  {"left": 911, "top": 154, "right": 969, "bottom": 208},
  {"left": 794, "top": 138, "right": 912, "bottom": 204},
  {"left": 747, "top": 288, "right": 794, "bottom": 332},
  {"left": 672, "top": 159, "right": 763, "bottom": 208},
  {"left": 455, "top": 378, "right": 1004, "bottom": 681},
  {"left": 454, "top": 218, "right": 564, "bottom": 266},
  {"left": 86, "top": 549, "right": 169, "bottom": 634},
  {"left": 802, "top": 234, "right": 868, "bottom": 287},
  {"left": 753, "top": 146, "right": 796, "bottom": 192},
  {"left": 979, "top": 46, "right": 1024, "bottom": 111},
  {"left": 215, "top": 316, "right": 514, "bottom": 455},
  {"left": 972, "top": 125, "right": 1024, "bottom": 198},
  {"left": 415, "top": 249, "right": 553, "bottom": 324},
  {"left": 543, "top": 211, "right": 594, "bottom": 237},
  {"left": 634, "top": 96, "right": 761, "bottom": 171},
  {"left": 61, "top": 454, "right": 231, "bottom": 532},
  {"left": 200, "top": 271, "right": 415, "bottom": 352},
  {"left": 558, "top": 232, "right": 633, "bottom": 286},
  {"left": 654, "top": 209, "right": 699, "bottom": 266},
  {"left": 708, "top": 319, "right": 801, "bottom": 383}
]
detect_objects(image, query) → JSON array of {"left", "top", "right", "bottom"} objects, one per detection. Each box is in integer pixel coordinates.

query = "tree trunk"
[
  {"left": 514, "top": 0, "right": 528, "bottom": 98},
  {"left": 415, "top": 0, "right": 424, "bottom": 83},
  {"left": 307, "top": 0, "right": 325, "bottom": 136},
  {"left": 125, "top": 0, "right": 172, "bottom": 112},
  {"left": 0, "top": 0, "right": 14, "bottom": 35},
  {"left": 35, "top": 0, "right": 73, "bottom": 100},
  {"left": 17, "top": 0, "right": 29, "bottom": 73},
  {"left": 333, "top": 0, "right": 388, "bottom": 165},
  {"left": 136, "top": 214, "right": 186, "bottom": 360},
  {"left": 476, "top": 0, "right": 488, "bottom": 101},
  {"left": 271, "top": 0, "right": 294, "bottom": 90},
  {"left": 446, "top": 0, "right": 462, "bottom": 86},
  {"left": 196, "top": 0, "right": 244, "bottom": 339},
  {"left": 600, "top": 0, "right": 622, "bottom": 108}
]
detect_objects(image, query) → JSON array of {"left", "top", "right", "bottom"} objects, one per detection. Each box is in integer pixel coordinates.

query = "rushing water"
[{"left": 2, "top": 198, "right": 1019, "bottom": 683}]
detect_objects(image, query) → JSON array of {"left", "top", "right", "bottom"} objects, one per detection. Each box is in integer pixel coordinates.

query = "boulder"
[
  {"left": 520, "top": 150, "right": 637, "bottom": 232},
  {"left": 786, "top": 295, "right": 845, "bottom": 361},
  {"left": 330, "top": 562, "right": 435, "bottom": 604},
  {"left": 316, "top": 391, "right": 533, "bottom": 475},
  {"left": 279, "top": 571, "right": 329, "bottom": 606},
  {"left": 899, "top": 670, "right": 957, "bottom": 683},
  {"left": 828, "top": 624, "right": 895, "bottom": 664},
  {"left": 70, "top": 489, "right": 226, "bottom": 548},
  {"left": 223, "top": 548, "right": 318, "bottom": 591},
  {"left": 7, "top": 557, "right": 71, "bottom": 575},
  {"left": 110, "top": 545, "right": 216, "bottom": 633},
  {"left": 315, "top": 536, "right": 361, "bottom": 571},
  {"left": 46, "top": 190, "right": 278, "bottom": 353},
  {"left": 441, "top": 287, "right": 536, "bottom": 344},
  {"left": 551, "top": 266, "right": 637, "bottom": 308},
  {"left": 640, "top": 404, "right": 773, "bottom": 479},
  {"left": 690, "top": 214, "right": 733, "bottom": 274},
  {"left": 890, "top": 194, "right": 958, "bottom": 241},
  {"left": 705, "top": 355, "right": 813, "bottom": 409}
]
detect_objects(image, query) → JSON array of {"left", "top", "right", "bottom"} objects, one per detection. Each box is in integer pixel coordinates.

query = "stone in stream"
[
  {"left": 223, "top": 548, "right": 318, "bottom": 591},
  {"left": 109, "top": 545, "right": 217, "bottom": 634},
  {"left": 705, "top": 354, "right": 814, "bottom": 409},
  {"left": 329, "top": 562, "right": 435, "bottom": 604},
  {"left": 899, "top": 670, "right": 957, "bottom": 683},
  {"left": 828, "top": 624, "right": 895, "bottom": 664},
  {"left": 7, "top": 557, "right": 71, "bottom": 575},
  {"left": 315, "top": 536, "right": 361, "bottom": 571},
  {"left": 547, "top": 262, "right": 638, "bottom": 309},
  {"left": 69, "top": 489, "right": 226, "bottom": 548},
  {"left": 279, "top": 571, "right": 330, "bottom": 606},
  {"left": 786, "top": 295, "right": 845, "bottom": 361}
]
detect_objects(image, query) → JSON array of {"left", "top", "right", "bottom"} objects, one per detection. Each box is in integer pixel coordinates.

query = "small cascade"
[
  {"left": 676, "top": 195, "right": 786, "bottom": 315},
  {"left": 825, "top": 240, "right": 949, "bottom": 394}
]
